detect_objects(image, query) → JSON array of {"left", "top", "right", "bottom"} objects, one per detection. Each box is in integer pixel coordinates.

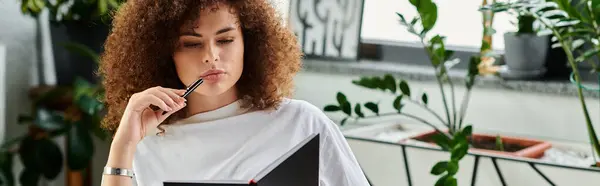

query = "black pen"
[{"left": 162, "top": 77, "right": 204, "bottom": 115}]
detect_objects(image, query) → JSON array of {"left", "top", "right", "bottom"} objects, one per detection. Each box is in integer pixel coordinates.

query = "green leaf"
[
  {"left": 444, "top": 50, "right": 455, "bottom": 61},
  {"left": 351, "top": 77, "right": 380, "bottom": 89},
  {"left": 34, "top": 108, "right": 66, "bottom": 131},
  {"left": 17, "top": 115, "right": 33, "bottom": 124},
  {"left": 354, "top": 103, "right": 364, "bottom": 118},
  {"left": 430, "top": 161, "right": 448, "bottom": 175},
  {"left": 496, "top": 135, "right": 505, "bottom": 151},
  {"left": 68, "top": 122, "right": 94, "bottom": 170},
  {"left": 419, "top": 0, "right": 438, "bottom": 31},
  {"left": 37, "top": 139, "right": 63, "bottom": 179},
  {"left": 554, "top": 20, "right": 580, "bottom": 27},
  {"left": 421, "top": 93, "right": 428, "bottom": 105},
  {"left": 393, "top": 95, "right": 404, "bottom": 112},
  {"left": 340, "top": 117, "right": 349, "bottom": 126},
  {"left": 17, "top": 137, "right": 63, "bottom": 180},
  {"left": 409, "top": 0, "right": 420, "bottom": 7},
  {"left": 336, "top": 92, "right": 347, "bottom": 105},
  {"left": 399, "top": 80, "right": 411, "bottom": 96},
  {"left": 572, "top": 39, "right": 586, "bottom": 50},
  {"left": 383, "top": 74, "right": 397, "bottom": 93},
  {"left": 451, "top": 142, "right": 469, "bottom": 161},
  {"left": 108, "top": 0, "right": 120, "bottom": 7},
  {"left": 60, "top": 42, "right": 100, "bottom": 64},
  {"left": 537, "top": 29, "right": 553, "bottom": 36},
  {"left": 410, "top": 17, "right": 419, "bottom": 26},
  {"left": 541, "top": 9, "right": 568, "bottom": 19},
  {"left": 77, "top": 95, "right": 103, "bottom": 115},
  {"left": 98, "top": 0, "right": 108, "bottom": 16},
  {"left": 396, "top": 12, "right": 407, "bottom": 23},
  {"left": 447, "top": 160, "right": 459, "bottom": 175},
  {"left": 462, "top": 125, "right": 473, "bottom": 136},
  {"left": 0, "top": 152, "right": 15, "bottom": 186},
  {"left": 444, "top": 176, "right": 457, "bottom": 186},
  {"left": 576, "top": 48, "right": 600, "bottom": 62},
  {"left": 552, "top": 42, "right": 562, "bottom": 49},
  {"left": 324, "top": 105, "right": 341, "bottom": 112},
  {"left": 18, "top": 137, "right": 37, "bottom": 171},
  {"left": 431, "top": 133, "right": 451, "bottom": 150},
  {"left": 364, "top": 102, "right": 379, "bottom": 115},
  {"left": 336, "top": 92, "right": 352, "bottom": 116},
  {"left": 435, "top": 175, "right": 450, "bottom": 186},
  {"left": 19, "top": 169, "right": 39, "bottom": 186},
  {"left": 429, "top": 35, "right": 446, "bottom": 66}
]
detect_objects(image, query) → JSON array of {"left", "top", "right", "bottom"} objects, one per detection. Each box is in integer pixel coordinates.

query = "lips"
[{"left": 200, "top": 69, "right": 225, "bottom": 78}]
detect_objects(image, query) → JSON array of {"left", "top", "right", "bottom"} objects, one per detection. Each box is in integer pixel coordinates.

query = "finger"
[
  {"left": 163, "top": 87, "right": 187, "bottom": 96},
  {"left": 145, "top": 94, "right": 172, "bottom": 112},
  {"left": 158, "top": 88, "right": 186, "bottom": 103},
  {"left": 150, "top": 89, "right": 177, "bottom": 108},
  {"left": 156, "top": 101, "right": 186, "bottom": 121}
]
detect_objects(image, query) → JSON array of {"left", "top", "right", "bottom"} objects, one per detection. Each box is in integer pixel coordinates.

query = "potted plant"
[
  {"left": 19, "top": 0, "right": 125, "bottom": 85},
  {"left": 500, "top": 12, "right": 550, "bottom": 79},
  {"left": 483, "top": 0, "right": 600, "bottom": 167},
  {"left": 0, "top": 46, "right": 107, "bottom": 186},
  {"left": 324, "top": 0, "right": 483, "bottom": 184}
]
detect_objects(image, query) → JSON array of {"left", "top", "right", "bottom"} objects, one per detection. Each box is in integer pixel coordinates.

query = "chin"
[{"left": 194, "top": 82, "right": 235, "bottom": 96}]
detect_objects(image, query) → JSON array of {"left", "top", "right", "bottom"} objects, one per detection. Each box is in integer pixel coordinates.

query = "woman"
[{"left": 99, "top": 0, "right": 370, "bottom": 185}]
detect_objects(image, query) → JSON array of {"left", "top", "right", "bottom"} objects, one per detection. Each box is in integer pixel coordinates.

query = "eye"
[
  {"left": 217, "top": 39, "right": 234, "bottom": 44},
  {"left": 183, "top": 42, "right": 202, "bottom": 48}
]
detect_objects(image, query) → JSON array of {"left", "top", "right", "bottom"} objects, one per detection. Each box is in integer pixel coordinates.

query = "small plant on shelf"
[{"left": 482, "top": 0, "right": 600, "bottom": 167}]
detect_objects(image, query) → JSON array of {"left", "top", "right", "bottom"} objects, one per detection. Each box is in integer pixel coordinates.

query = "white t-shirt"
[{"left": 126, "top": 98, "right": 370, "bottom": 186}]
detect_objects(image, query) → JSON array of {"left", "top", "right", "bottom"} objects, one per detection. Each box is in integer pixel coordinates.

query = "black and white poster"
[{"left": 288, "top": 0, "right": 365, "bottom": 60}]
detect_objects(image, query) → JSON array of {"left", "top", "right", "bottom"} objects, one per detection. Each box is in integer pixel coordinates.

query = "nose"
[{"left": 202, "top": 43, "right": 219, "bottom": 63}]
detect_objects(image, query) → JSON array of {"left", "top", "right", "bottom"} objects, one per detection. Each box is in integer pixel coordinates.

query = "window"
[{"left": 360, "top": 0, "right": 516, "bottom": 52}]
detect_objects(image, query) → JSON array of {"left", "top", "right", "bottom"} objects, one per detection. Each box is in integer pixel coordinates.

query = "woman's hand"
[{"left": 114, "top": 86, "right": 187, "bottom": 145}]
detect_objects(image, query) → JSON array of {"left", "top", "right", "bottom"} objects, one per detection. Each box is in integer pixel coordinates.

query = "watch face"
[{"left": 116, "top": 169, "right": 121, "bottom": 174}]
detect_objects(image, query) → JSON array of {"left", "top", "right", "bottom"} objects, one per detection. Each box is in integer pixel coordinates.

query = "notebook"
[{"left": 163, "top": 133, "right": 320, "bottom": 186}]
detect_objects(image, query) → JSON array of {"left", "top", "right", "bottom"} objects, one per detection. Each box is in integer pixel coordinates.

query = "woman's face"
[{"left": 173, "top": 4, "right": 244, "bottom": 97}]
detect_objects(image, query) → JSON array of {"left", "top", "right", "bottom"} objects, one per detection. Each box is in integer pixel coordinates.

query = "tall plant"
[
  {"left": 323, "top": 0, "right": 489, "bottom": 184},
  {"left": 0, "top": 44, "right": 107, "bottom": 186},
  {"left": 482, "top": 0, "right": 600, "bottom": 166}
]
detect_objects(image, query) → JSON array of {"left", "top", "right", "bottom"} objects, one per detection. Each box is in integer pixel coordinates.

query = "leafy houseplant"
[
  {"left": 19, "top": 0, "right": 125, "bottom": 86},
  {"left": 0, "top": 45, "right": 107, "bottom": 186},
  {"left": 501, "top": 10, "right": 550, "bottom": 79},
  {"left": 20, "top": 0, "right": 124, "bottom": 24},
  {"left": 483, "top": 0, "right": 600, "bottom": 167},
  {"left": 324, "top": 0, "right": 479, "bottom": 184}
]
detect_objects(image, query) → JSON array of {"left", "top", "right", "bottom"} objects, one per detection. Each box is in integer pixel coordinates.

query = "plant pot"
[
  {"left": 499, "top": 32, "right": 549, "bottom": 79},
  {"left": 49, "top": 20, "right": 110, "bottom": 86},
  {"left": 411, "top": 130, "right": 552, "bottom": 159}
]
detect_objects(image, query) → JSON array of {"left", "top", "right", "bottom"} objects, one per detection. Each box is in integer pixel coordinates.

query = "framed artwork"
[{"left": 288, "top": 0, "right": 365, "bottom": 61}]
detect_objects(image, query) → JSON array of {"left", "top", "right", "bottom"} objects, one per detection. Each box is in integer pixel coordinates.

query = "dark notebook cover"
[{"left": 163, "top": 133, "right": 320, "bottom": 186}]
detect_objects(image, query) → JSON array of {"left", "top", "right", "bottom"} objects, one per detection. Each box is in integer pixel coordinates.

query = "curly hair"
[{"left": 99, "top": 0, "right": 303, "bottom": 133}]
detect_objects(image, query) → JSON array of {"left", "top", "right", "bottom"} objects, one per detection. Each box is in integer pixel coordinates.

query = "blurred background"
[{"left": 1, "top": 0, "right": 599, "bottom": 185}]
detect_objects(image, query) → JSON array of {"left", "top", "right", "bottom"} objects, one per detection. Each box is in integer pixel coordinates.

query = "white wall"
[{"left": 293, "top": 71, "right": 600, "bottom": 145}]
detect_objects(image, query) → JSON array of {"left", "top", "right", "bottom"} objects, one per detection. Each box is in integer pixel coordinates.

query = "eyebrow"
[{"left": 180, "top": 26, "right": 236, "bottom": 37}]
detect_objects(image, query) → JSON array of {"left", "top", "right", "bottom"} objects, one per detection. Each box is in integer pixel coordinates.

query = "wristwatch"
[{"left": 103, "top": 167, "right": 134, "bottom": 178}]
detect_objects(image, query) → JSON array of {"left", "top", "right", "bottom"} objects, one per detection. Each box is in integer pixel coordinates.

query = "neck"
[{"left": 185, "top": 87, "right": 239, "bottom": 117}]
